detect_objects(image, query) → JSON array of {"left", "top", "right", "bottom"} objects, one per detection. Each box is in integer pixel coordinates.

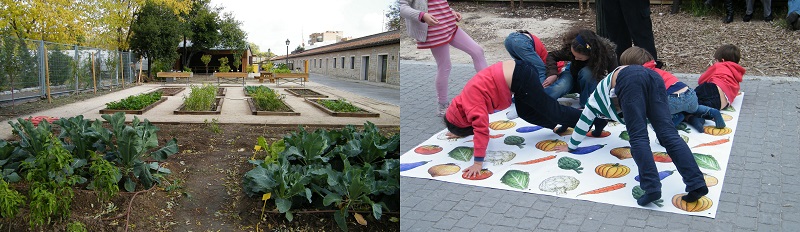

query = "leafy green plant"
[
  {"left": 88, "top": 151, "right": 121, "bottom": 202},
  {"left": 183, "top": 84, "right": 218, "bottom": 111},
  {"left": 23, "top": 135, "right": 81, "bottom": 228},
  {"left": 0, "top": 140, "right": 26, "bottom": 183},
  {"left": 218, "top": 57, "right": 230, "bottom": 72},
  {"left": 183, "top": 66, "right": 191, "bottom": 72},
  {"left": 0, "top": 179, "right": 25, "bottom": 218},
  {"left": 53, "top": 115, "right": 101, "bottom": 161},
  {"left": 66, "top": 221, "right": 88, "bottom": 232},
  {"left": 105, "top": 91, "right": 162, "bottom": 110},
  {"left": 204, "top": 118, "right": 222, "bottom": 134},
  {"left": 248, "top": 86, "right": 289, "bottom": 112},
  {"left": 317, "top": 99, "right": 362, "bottom": 113}
]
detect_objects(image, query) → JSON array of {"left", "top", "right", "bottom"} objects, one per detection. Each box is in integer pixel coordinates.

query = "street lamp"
[{"left": 285, "top": 39, "right": 290, "bottom": 68}]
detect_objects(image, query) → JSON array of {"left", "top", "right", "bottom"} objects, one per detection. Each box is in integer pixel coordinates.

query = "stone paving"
[{"left": 400, "top": 60, "right": 800, "bottom": 231}]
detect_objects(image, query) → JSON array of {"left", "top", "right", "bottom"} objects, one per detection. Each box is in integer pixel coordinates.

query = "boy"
[{"left": 695, "top": 44, "right": 745, "bottom": 111}]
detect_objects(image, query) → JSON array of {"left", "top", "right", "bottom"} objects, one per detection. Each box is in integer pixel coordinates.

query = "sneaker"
[
  {"left": 437, "top": 102, "right": 449, "bottom": 117},
  {"left": 743, "top": 14, "right": 753, "bottom": 22}
]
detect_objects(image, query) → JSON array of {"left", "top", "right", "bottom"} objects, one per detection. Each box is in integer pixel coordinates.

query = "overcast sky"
[{"left": 210, "top": 0, "right": 394, "bottom": 55}]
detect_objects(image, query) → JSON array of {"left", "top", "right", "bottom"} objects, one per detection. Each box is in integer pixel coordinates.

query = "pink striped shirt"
[{"left": 417, "top": 0, "right": 458, "bottom": 49}]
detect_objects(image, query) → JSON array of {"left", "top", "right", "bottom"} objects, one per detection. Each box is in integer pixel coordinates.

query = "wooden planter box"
[
  {"left": 99, "top": 97, "right": 167, "bottom": 115},
  {"left": 285, "top": 88, "right": 328, "bottom": 98},
  {"left": 174, "top": 97, "right": 223, "bottom": 115},
  {"left": 246, "top": 98, "right": 301, "bottom": 116},
  {"left": 157, "top": 87, "right": 185, "bottom": 96},
  {"left": 305, "top": 98, "right": 379, "bottom": 118}
]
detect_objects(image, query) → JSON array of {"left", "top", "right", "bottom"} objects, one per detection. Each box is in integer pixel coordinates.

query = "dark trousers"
[
  {"left": 615, "top": 66, "right": 706, "bottom": 194},
  {"left": 510, "top": 60, "right": 582, "bottom": 130},
  {"left": 600, "top": 0, "right": 659, "bottom": 61}
]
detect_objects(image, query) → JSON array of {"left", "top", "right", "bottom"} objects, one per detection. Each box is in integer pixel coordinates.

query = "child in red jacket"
[
  {"left": 695, "top": 44, "right": 745, "bottom": 111},
  {"left": 619, "top": 47, "right": 726, "bottom": 131}
]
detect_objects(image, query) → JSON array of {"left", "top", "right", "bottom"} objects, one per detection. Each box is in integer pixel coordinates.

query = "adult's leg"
[
  {"left": 450, "top": 28, "right": 489, "bottom": 72},
  {"left": 576, "top": 67, "right": 599, "bottom": 106},
  {"left": 430, "top": 45, "right": 452, "bottom": 104},
  {"left": 600, "top": 0, "right": 631, "bottom": 59},
  {"left": 763, "top": 0, "right": 773, "bottom": 20},
  {"left": 504, "top": 32, "right": 547, "bottom": 84},
  {"left": 544, "top": 69, "right": 575, "bottom": 100},
  {"left": 510, "top": 60, "right": 582, "bottom": 128},
  {"left": 745, "top": 0, "right": 755, "bottom": 17},
  {"left": 621, "top": 0, "right": 658, "bottom": 61}
]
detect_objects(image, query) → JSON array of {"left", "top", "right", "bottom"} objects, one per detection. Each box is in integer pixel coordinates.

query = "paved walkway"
[
  {"left": 1, "top": 73, "right": 400, "bottom": 140},
  {"left": 400, "top": 61, "right": 800, "bottom": 231}
]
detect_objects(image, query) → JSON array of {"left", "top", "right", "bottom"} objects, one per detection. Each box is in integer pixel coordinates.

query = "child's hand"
[
  {"left": 543, "top": 75, "right": 558, "bottom": 87},
  {"left": 445, "top": 132, "right": 463, "bottom": 139},
  {"left": 453, "top": 10, "right": 462, "bottom": 22},
  {"left": 553, "top": 144, "right": 570, "bottom": 153},
  {"left": 462, "top": 162, "right": 484, "bottom": 178},
  {"left": 422, "top": 13, "right": 439, "bottom": 26}
]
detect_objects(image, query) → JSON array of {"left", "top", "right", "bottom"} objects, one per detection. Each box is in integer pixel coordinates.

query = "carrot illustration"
[
  {"left": 692, "top": 137, "right": 730, "bottom": 148},
  {"left": 513, "top": 155, "right": 556, "bottom": 165},
  {"left": 467, "top": 134, "right": 505, "bottom": 142},
  {"left": 576, "top": 183, "right": 626, "bottom": 197}
]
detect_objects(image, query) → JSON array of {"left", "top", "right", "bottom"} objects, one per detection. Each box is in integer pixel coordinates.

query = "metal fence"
[{"left": 0, "top": 36, "right": 139, "bottom": 104}]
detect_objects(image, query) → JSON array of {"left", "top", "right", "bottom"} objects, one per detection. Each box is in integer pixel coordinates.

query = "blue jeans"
[
  {"left": 614, "top": 66, "right": 706, "bottom": 195},
  {"left": 504, "top": 32, "right": 560, "bottom": 100},
  {"left": 667, "top": 88, "right": 717, "bottom": 125},
  {"left": 510, "top": 60, "right": 582, "bottom": 129},
  {"left": 545, "top": 66, "right": 597, "bottom": 106}
]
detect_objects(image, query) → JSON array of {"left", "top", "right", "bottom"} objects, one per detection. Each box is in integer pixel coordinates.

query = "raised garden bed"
[
  {"left": 156, "top": 87, "right": 185, "bottom": 96},
  {"left": 285, "top": 88, "right": 328, "bottom": 98},
  {"left": 100, "top": 97, "right": 167, "bottom": 115},
  {"left": 246, "top": 98, "right": 300, "bottom": 116},
  {"left": 306, "top": 98, "right": 379, "bottom": 118},
  {"left": 174, "top": 97, "right": 223, "bottom": 115},
  {"left": 100, "top": 92, "right": 166, "bottom": 115}
]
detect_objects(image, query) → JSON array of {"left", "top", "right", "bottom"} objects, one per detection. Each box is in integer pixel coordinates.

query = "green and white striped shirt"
[{"left": 568, "top": 71, "right": 624, "bottom": 150}]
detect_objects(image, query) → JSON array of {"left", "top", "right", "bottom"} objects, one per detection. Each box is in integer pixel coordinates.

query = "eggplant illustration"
[
  {"left": 634, "top": 170, "right": 675, "bottom": 182},
  {"left": 570, "top": 144, "right": 606, "bottom": 155},
  {"left": 516, "top": 126, "right": 543, "bottom": 133},
  {"left": 400, "top": 160, "right": 431, "bottom": 172}
]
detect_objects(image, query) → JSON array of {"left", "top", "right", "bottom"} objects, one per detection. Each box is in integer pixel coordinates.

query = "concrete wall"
[{"left": 284, "top": 43, "right": 400, "bottom": 86}]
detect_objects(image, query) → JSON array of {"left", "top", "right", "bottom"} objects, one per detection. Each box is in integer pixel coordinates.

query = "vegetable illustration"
[
  {"left": 428, "top": 163, "right": 461, "bottom": 177},
  {"left": 462, "top": 169, "right": 493, "bottom": 180},
  {"left": 553, "top": 127, "right": 574, "bottom": 136},
  {"left": 723, "top": 106, "right": 735, "bottom": 112},
  {"left": 516, "top": 126, "right": 543, "bottom": 133},
  {"left": 610, "top": 147, "right": 632, "bottom": 160},
  {"left": 577, "top": 183, "right": 626, "bottom": 197},
  {"left": 632, "top": 185, "right": 664, "bottom": 207},
  {"left": 703, "top": 126, "right": 732, "bottom": 136},
  {"left": 619, "top": 131, "right": 630, "bottom": 141},
  {"left": 657, "top": 134, "right": 689, "bottom": 146},
  {"left": 563, "top": 93, "right": 579, "bottom": 99},
  {"left": 400, "top": 160, "right": 431, "bottom": 172},
  {"left": 634, "top": 170, "right": 675, "bottom": 182},
  {"left": 414, "top": 145, "right": 443, "bottom": 155},
  {"left": 489, "top": 120, "right": 516, "bottom": 130},
  {"left": 653, "top": 152, "right": 673, "bottom": 163},
  {"left": 485, "top": 151, "right": 517, "bottom": 165},
  {"left": 721, "top": 113, "right": 733, "bottom": 121},
  {"left": 514, "top": 155, "right": 556, "bottom": 165},
  {"left": 504, "top": 136, "right": 526, "bottom": 148},
  {"left": 539, "top": 175, "right": 580, "bottom": 196},
  {"left": 466, "top": 134, "right": 505, "bottom": 142},
  {"left": 693, "top": 153, "right": 721, "bottom": 171},
  {"left": 585, "top": 130, "right": 611, "bottom": 138},
  {"left": 704, "top": 173, "right": 719, "bottom": 187},
  {"left": 448, "top": 146, "right": 474, "bottom": 162},
  {"left": 570, "top": 144, "right": 606, "bottom": 155},
  {"left": 672, "top": 194, "right": 713, "bottom": 212},
  {"left": 437, "top": 131, "right": 461, "bottom": 141},
  {"left": 595, "top": 163, "right": 630, "bottom": 178},
  {"left": 692, "top": 138, "right": 730, "bottom": 148},
  {"left": 557, "top": 157, "right": 584, "bottom": 173},
  {"left": 535, "top": 139, "right": 567, "bottom": 152},
  {"left": 675, "top": 123, "right": 691, "bottom": 133},
  {"left": 500, "top": 170, "right": 530, "bottom": 190}
]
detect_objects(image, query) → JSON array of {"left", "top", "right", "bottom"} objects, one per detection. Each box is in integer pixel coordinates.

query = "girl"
[
  {"left": 545, "top": 28, "right": 617, "bottom": 106},
  {"left": 444, "top": 60, "right": 606, "bottom": 178},
  {"left": 399, "top": 0, "right": 489, "bottom": 116},
  {"left": 504, "top": 30, "right": 565, "bottom": 100},
  {"left": 695, "top": 44, "right": 745, "bottom": 111},
  {"left": 554, "top": 65, "right": 708, "bottom": 206}
]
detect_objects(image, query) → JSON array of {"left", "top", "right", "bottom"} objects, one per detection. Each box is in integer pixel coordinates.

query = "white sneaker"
[
  {"left": 437, "top": 102, "right": 449, "bottom": 117},
  {"left": 506, "top": 107, "right": 519, "bottom": 120}
]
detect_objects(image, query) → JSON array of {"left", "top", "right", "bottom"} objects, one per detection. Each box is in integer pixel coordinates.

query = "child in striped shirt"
[{"left": 554, "top": 65, "right": 708, "bottom": 206}]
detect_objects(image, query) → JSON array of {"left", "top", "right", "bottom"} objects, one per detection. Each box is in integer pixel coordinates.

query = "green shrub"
[
  {"left": 317, "top": 99, "right": 362, "bottom": 112},
  {"left": 183, "top": 84, "right": 218, "bottom": 111}
]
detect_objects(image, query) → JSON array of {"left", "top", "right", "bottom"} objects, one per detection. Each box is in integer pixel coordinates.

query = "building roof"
[{"left": 271, "top": 30, "right": 400, "bottom": 61}]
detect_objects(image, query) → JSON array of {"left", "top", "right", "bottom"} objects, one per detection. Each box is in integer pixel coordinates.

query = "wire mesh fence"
[{"left": 0, "top": 36, "right": 139, "bottom": 104}]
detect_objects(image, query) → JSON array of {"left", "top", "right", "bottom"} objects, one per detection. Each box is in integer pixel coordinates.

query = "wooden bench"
[
  {"left": 157, "top": 72, "right": 192, "bottom": 85},
  {"left": 273, "top": 73, "right": 309, "bottom": 87},
  {"left": 213, "top": 72, "right": 247, "bottom": 86}
]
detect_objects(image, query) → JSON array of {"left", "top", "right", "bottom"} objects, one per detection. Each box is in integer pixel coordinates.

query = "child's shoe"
[
  {"left": 437, "top": 102, "right": 449, "bottom": 117},
  {"left": 682, "top": 186, "right": 709, "bottom": 202}
]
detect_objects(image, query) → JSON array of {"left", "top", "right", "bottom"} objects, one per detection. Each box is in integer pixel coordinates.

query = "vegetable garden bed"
[
  {"left": 306, "top": 98, "right": 379, "bottom": 118},
  {"left": 285, "top": 88, "right": 328, "bottom": 98},
  {"left": 246, "top": 98, "right": 300, "bottom": 116},
  {"left": 156, "top": 87, "right": 185, "bottom": 96},
  {"left": 99, "top": 91, "right": 167, "bottom": 115},
  {"left": 174, "top": 97, "right": 223, "bottom": 115}
]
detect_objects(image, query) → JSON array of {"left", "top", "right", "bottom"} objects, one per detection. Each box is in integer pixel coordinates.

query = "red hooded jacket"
[
  {"left": 445, "top": 62, "right": 511, "bottom": 162},
  {"left": 643, "top": 60, "right": 678, "bottom": 89},
  {"left": 698, "top": 61, "right": 746, "bottom": 104},
  {"left": 524, "top": 32, "right": 565, "bottom": 73}
]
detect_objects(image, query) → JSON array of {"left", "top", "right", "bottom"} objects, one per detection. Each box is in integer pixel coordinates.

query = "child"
[
  {"left": 554, "top": 65, "right": 708, "bottom": 206},
  {"left": 444, "top": 60, "right": 606, "bottom": 178},
  {"left": 619, "top": 46, "right": 726, "bottom": 131},
  {"left": 399, "top": 0, "right": 489, "bottom": 116},
  {"left": 545, "top": 28, "right": 618, "bottom": 106},
  {"left": 695, "top": 44, "right": 745, "bottom": 112},
  {"left": 504, "top": 30, "right": 564, "bottom": 100}
]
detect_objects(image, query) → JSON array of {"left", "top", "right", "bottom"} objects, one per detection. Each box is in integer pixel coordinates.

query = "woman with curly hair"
[{"left": 544, "top": 28, "right": 618, "bottom": 106}]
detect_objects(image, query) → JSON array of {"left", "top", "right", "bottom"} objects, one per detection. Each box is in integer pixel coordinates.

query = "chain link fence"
[{"left": 0, "top": 36, "right": 139, "bottom": 104}]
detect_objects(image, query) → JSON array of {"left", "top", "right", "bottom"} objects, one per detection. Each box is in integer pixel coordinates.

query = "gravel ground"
[{"left": 401, "top": 1, "right": 800, "bottom": 77}]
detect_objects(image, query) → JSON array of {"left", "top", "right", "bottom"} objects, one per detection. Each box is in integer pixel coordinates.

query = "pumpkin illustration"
[
  {"left": 703, "top": 126, "right": 732, "bottom": 136},
  {"left": 704, "top": 173, "right": 719, "bottom": 187},
  {"left": 721, "top": 113, "right": 733, "bottom": 122},
  {"left": 428, "top": 163, "right": 461, "bottom": 177},
  {"left": 610, "top": 147, "right": 632, "bottom": 160},
  {"left": 595, "top": 163, "right": 630, "bottom": 178},
  {"left": 672, "top": 194, "right": 713, "bottom": 212},
  {"left": 489, "top": 120, "right": 516, "bottom": 130},
  {"left": 535, "top": 139, "right": 567, "bottom": 152}
]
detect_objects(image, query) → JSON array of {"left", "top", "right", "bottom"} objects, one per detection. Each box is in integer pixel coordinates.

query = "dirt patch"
[
  {"left": 401, "top": 2, "right": 800, "bottom": 77},
  {"left": 285, "top": 88, "right": 329, "bottom": 98},
  {"left": 156, "top": 87, "right": 186, "bottom": 96},
  {"left": 0, "top": 87, "right": 134, "bottom": 122}
]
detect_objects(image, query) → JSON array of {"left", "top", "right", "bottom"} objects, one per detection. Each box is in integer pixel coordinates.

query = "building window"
[
  {"left": 333, "top": 58, "right": 337, "bottom": 68},
  {"left": 313, "top": 59, "right": 316, "bottom": 68},
  {"left": 350, "top": 56, "right": 355, "bottom": 69},
  {"left": 341, "top": 56, "right": 345, "bottom": 68}
]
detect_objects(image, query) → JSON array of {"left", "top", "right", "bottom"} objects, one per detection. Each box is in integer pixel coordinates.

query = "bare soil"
[
  {"left": 401, "top": 2, "right": 800, "bottom": 77},
  {"left": 156, "top": 88, "right": 186, "bottom": 96},
  {"left": 285, "top": 88, "right": 328, "bottom": 98},
  {"left": 1, "top": 123, "right": 400, "bottom": 232}
]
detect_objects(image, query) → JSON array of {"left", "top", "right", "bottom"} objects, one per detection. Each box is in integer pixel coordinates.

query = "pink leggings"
[{"left": 430, "top": 28, "right": 488, "bottom": 104}]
